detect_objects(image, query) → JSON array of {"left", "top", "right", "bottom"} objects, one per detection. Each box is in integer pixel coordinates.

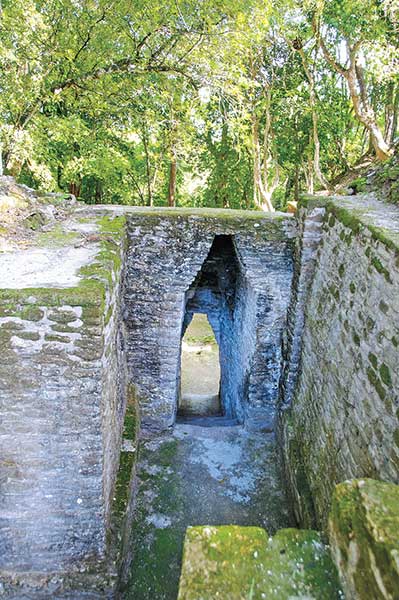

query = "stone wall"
[
  {"left": 0, "top": 216, "right": 127, "bottom": 585},
  {"left": 235, "top": 232, "right": 296, "bottom": 427},
  {"left": 278, "top": 206, "right": 325, "bottom": 414},
  {"left": 280, "top": 196, "right": 399, "bottom": 528},
  {"left": 123, "top": 209, "right": 295, "bottom": 430}
]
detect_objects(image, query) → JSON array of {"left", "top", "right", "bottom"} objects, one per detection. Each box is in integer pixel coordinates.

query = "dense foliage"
[{"left": 0, "top": 0, "right": 397, "bottom": 209}]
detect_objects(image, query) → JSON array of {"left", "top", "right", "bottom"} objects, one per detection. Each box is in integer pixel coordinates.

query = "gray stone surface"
[
  {"left": 0, "top": 245, "right": 100, "bottom": 288},
  {"left": 329, "top": 478, "right": 399, "bottom": 600},
  {"left": 122, "top": 211, "right": 295, "bottom": 431},
  {"left": 4, "top": 194, "right": 399, "bottom": 597},
  {"left": 0, "top": 206, "right": 296, "bottom": 596},
  {"left": 278, "top": 205, "right": 325, "bottom": 413},
  {"left": 0, "top": 215, "right": 128, "bottom": 595},
  {"left": 280, "top": 195, "right": 399, "bottom": 528}
]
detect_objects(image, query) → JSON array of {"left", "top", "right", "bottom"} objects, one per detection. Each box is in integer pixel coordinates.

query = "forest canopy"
[{"left": 0, "top": 0, "right": 398, "bottom": 210}]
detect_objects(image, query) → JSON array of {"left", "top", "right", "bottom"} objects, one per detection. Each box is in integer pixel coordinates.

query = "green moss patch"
[
  {"left": 379, "top": 363, "right": 392, "bottom": 387},
  {"left": 123, "top": 206, "right": 291, "bottom": 221},
  {"left": 371, "top": 256, "right": 392, "bottom": 282},
  {"left": 110, "top": 384, "right": 141, "bottom": 573},
  {"left": 178, "top": 526, "right": 342, "bottom": 599},
  {"left": 36, "top": 223, "right": 80, "bottom": 247},
  {"left": 123, "top": 433, "right": 184, "bottom": 600},
  {"left": 14, "top": 330, "right": 40, "bottom": 341},
  {"left": 0, "top": 215, "right": 126, "bottom": 317},
  {"left": 368, "top": 353, "right": 378, "bottom": 369}
]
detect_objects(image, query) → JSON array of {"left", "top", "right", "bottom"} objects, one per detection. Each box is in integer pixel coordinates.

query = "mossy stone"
[
  {"left": 379, "top": 300, "right": 389, "bottom": 314},
  {"left": 299, "top": 195, "right": 399, "bottom": 253},
  {"left": 379, "top": 363, "right": 392, "bottom": 387},
  {"left": 24, "top": 211, "right": 47, "bottom": 231},
  {"left": 368, "top": 353, "right": 378, "bottom": 369},
  {"left": 329, "top": 479, "right": 399, "bottom": 600},
  {"left": 371, "top": 256, "right": 392, "bottom": 282},
  {"left": 44, "top": 334, "right": 72, "bottom": 343},
  {"left": 178, "top": 526, "right": 342, "bottom": 599},
  {"left": 112, "top": 384, "right": 140, "bottom": 524},
  {"left": 17, "top": 306, "right": 44, "bottom": 321},
  {"left": 14, "top": 331, "right": 40, "bottom": 341},
  {"left": 48, "top": 310, "right": 79, "bottom": 324},
  {"left": 37, "top": 223, "right": 79, "bottom": 247}
]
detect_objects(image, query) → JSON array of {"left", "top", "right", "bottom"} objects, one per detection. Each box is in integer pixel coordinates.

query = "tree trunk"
[
  {"left": 141, "top": 123, "right": 153, "bottom": 207},
  {"left": 347, "top": 65, "right": 391, "bottom": 160},
  {"left": 297, "top": 46, "right": 329, "bottom": 189},
  {"left": 95, "top": 180, "right": 103, "bottom": 203},
  {"left": 304, "top": 155, "right": 314, "bottom": 194},
  {"left": 285, "top": 175, "right": 294, "bottom": 201},
  {"left": 57, "top": 165, "right": 63, "bottom": 188},
  {"left": 294, "top": 165, "right": 300, "bottom": 202},
  {"left": 253, "top": 153, "right": 258, "bottom": 207},
  {"left": 167, "top": 100, "right": 178, "bottom": 208},
  {"left": 69, "top": 181, "right": 81, "bottom": 198},
  {"left": 385, "top": 81, "right": 399, "bottom": 146},
  {"left": 315, "top": 23, "right": 392, "bottom": 160},
  {"left": 251, "top": 95, "right": 276, "bottom": 212},
  {"left": 168, "top": 156, "right": 176, "bottom": 207},
  {"left": 252, "top": 113, "right": 274, "bottom": 212},
  {"left": 150, "top": 167, "right": 158, "bottom": 207}
]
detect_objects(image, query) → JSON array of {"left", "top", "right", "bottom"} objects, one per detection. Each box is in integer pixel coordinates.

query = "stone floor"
[
  {"left": 121, "top": 422, "right": 293, "bottom": 600},
  {"left": 179, "top": 313, "right": 221, "bottom": 417}
]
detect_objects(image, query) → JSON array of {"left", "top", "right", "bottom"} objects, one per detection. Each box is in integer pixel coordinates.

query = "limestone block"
[
  {"left": 329, "top": 478, "right": 399, "bottom": 600},
  {"left": 178, "top": 525, "right": 342, "bottom": 599},
  {"left": 0, "top": 214, "right": 128, "bottom": 579}
]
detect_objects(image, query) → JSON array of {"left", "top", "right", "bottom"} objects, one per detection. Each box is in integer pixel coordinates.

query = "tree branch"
[{"left": 312, "top": 15, "right": 347, "bottom": 75}]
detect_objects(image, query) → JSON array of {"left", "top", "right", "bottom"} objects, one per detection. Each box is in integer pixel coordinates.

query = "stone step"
[
  {"left": 178, "top": 525, "right": 343, "bottom": 599},
  {"left": 178, "top": 393, "right": 222, "bottom": 417},
  {"left": 175, "top": 415, "right": 239, "bottom": 427}
]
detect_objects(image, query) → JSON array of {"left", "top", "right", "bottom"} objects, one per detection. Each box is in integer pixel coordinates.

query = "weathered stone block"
[
  {"left": 329, "top": 478, "right": 399, "bottom": 600},
  {"left": 178, "top": 525, "right": 342, "bottom": 599}
]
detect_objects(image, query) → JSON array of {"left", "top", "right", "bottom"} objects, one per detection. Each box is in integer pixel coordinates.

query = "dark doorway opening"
[{"left": 177, "top": 234, "right": 243, "bottom": 422}]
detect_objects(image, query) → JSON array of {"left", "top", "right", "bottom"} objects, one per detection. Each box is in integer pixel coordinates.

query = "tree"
[
  {"left": 311, "top": 0, "right": 396, "bottom": 160},
  {"left": 0, "top": 0, "right": 397, "bottom": 206},
  {"left": 290, "top": 38, "right": 329, "bottom": 189}
]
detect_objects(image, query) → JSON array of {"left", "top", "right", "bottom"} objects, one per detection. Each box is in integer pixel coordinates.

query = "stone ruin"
[
  {"left": 0, "top": 178, "right": 398, "bottom": 598},
  {"left": 124, "top": 213, "right": 294, "bottom": 430}
]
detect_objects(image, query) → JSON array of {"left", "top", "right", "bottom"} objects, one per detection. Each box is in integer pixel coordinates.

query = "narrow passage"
[
  {"left": 179, "top": 313, "right": 221, "bottom": 418},
  {"left": 122, "top": 301, "right": 292, "bottom": 599},
  {"left": 123, "top": 422, "right": 292, "bottom": 599}
]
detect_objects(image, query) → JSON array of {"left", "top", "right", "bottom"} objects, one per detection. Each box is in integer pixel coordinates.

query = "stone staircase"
[{"left": 177, "top": 525, "right": 343, "bottom": 599}]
